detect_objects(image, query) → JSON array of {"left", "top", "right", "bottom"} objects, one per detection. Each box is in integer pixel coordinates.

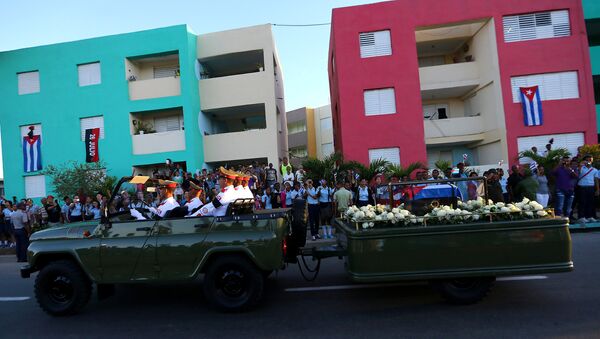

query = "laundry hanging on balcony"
[{"left": 519, "top": 86, "right": 544, "bottom": 127}]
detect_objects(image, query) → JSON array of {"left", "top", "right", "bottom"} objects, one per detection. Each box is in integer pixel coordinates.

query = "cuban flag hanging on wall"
[
  {"left": 23, "top": 125, "right": 42, "bottom": 172},
  {"left": 519, "top": 86, "right": 543, "bottom": 126}
]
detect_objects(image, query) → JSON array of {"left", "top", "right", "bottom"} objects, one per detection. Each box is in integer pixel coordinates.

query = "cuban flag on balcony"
[
  {"left": 23, "top": 126, "right": 42, "bottom": 172},
  {"left": 519, "top": 86, "right": 543, "bottom": 126}
]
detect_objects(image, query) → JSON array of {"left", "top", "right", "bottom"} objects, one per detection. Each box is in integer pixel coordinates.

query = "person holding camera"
[{"left": 69, "top": 196, "right": 83, "bottom": 222}]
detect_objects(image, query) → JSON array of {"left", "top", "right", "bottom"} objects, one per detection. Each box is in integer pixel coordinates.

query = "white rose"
[
  {"left": 522, "top": 197, "right": 530, "bottom": 204},
  {"left": 443, "top": 206, "right": 451, "bottom": 211},
  {"left": 369, "top": 222, "right": 375, "bottom": 228},
  {"left": 532, "top": 203, "right": 543, "bottom": 211},
  {"left": 536, "top": 210, "right": 548, "bottom": 217},
  {"left": 437, "top": 210, "right": 447, "bottom": 218},
  {"left": 355, "top": 211, "right": 365, "bottom": 219},
  {"left": 410, "top": 218, "right": 417, "bottom": 224},
  {"left": 375, "top": 215, "right": 382, "bottom": 221},
  {"left": 400, "top": 210, "right": 410, "bottom": 216},
  {"left": 362, "top": 222, "right": 369, "bottom": 229},
  {"left": 500, "top": 207, "right": 510, "bottom": 213},
  {"left": 387, "top": 212, "right": 394, "bottom": 219},
  {"left": 496, "top": 202, "right": 505, "bottom": 208},
  {"left": 395, "top": 213, "right": 405, "bottom": 220},
  {"left": 391, "top": 208, "right": 400, "bottom": 214},
  {"left": 525, "top": 211, "right": 534, "bottom": 217},
  {"left": 472, "top": 214, "right": 480, "bottom": 221}
]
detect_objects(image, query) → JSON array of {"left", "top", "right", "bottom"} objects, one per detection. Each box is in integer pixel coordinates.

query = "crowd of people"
[{"left": 2, "top": 152, "right": 599, "bottom": 262}]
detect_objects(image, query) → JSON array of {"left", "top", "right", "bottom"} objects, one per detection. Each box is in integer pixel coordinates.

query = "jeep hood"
[{"left": 29, "top": 222, "right": 99, "bottom": 241}]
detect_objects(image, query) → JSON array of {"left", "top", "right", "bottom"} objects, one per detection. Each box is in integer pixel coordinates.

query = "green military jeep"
[{"left": 21, "top": 176, "right": 306, "bottom": 316}]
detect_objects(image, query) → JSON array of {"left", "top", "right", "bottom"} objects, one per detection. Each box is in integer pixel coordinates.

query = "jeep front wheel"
[
  {"left": 431, "top": 277, "right": 495, "bottom": 305},
  {"left": 203, "top": 255, "right": 264, "bottom": 312},
  {"left": 34, "top": 260, "right": 92, "bottom": 316}
]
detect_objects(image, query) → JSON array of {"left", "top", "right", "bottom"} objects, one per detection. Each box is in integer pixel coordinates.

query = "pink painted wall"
[{"left": 329, "top": 0, "right": 597, "bottom": 166}]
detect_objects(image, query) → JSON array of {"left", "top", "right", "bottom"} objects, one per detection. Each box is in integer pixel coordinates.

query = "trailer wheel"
[
  {"left": 34, "top": 260, "right": 92, "bottom": 316},
  {"left": 431, "top": 277, "right": 495, "bottom": 305},
  {"left": 203, "top": 255, "right": 264, "bottom": 312}
]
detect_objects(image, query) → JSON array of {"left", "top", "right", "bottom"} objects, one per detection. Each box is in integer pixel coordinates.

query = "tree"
[
  {"left": 518, "top": 148, "right": 571, "bottom": 172},
  {"left": 386, "top": 162, "right": 426, "bottom": 179},
  {"left": 578, "top": 144, "right": 600, "bottom": 167},
  {"left": 434, "top": 160, "right": 452, "bottom": 172},
  {"left": 43, "top": 161, "right": 118, "bottom": 199}
]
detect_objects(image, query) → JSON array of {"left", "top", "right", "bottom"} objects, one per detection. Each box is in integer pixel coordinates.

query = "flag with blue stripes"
[
  {"left": 23, "top": 135, "right": 42, "bottom": 172},
  {"left": 519, "top": 86, "right": 543, "bottom": 126}
]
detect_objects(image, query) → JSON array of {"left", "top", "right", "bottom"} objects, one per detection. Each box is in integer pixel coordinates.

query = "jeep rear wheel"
[
  {"left": 34, "top": 260, "right": 92, "bottom": 316},
  {"left": 431, "top": 277, "right": 495, "bottom": 305},
  {"left": 203, "top": 255, "right": 264, "bottom": 312}
]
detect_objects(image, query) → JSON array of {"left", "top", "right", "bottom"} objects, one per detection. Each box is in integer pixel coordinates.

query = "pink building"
[{"left": 329, "top": 0, "right": 597, "bottom": 168}]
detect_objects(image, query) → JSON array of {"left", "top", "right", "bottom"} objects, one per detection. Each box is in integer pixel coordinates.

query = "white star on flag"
[{"left": 526, "top": 90, "right": 532, "bottom": 95}]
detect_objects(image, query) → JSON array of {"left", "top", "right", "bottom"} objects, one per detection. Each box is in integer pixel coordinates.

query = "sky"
[{"left": 0, "top": 0, "right": 383, "bottom": 179}]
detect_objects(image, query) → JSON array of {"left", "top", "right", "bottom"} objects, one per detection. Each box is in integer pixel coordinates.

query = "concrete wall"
[{"left": 313, "top": 105, "right": 334, "bottom": 159}]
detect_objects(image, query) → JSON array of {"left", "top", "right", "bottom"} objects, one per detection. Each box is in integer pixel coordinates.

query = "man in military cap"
[
  {"left": 185, "top": 180, "right": 205, "bottom": 215},
  {"left": 190, "top": 167, "right": 237, "bottom": 217},
  {"left": 130, "top": 180, "right": 179, "bottom": 220},
  {"left": 240, "top": 174, "right": 254, "bottom": 199}
]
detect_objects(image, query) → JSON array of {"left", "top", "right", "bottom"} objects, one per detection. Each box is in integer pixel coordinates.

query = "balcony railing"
[
  {"left": 419, "top": 61, "right": 479, "bottom": 91},
  {"left": 199, "top": 71, "right": 267, "bottom": 111},
  {"left": 131, "top": 130, "right": 185, "bottom": 155},
  {"left": 424, "top": 116, "right": 484, "bottom": 140},
  {"left": 128, "top": 76, "right": 181, "bottom": 101},
  {"left": 203, "top": 129, "right": 272, "bottom": 163}
]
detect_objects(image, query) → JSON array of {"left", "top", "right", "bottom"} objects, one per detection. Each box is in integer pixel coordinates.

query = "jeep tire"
[
  {"left": 203, "top": 255, "right": 264, "bottom": 312},
  {"left": 431, "top": 277, "right": 495, "bottom": 305},
  {"left": 34, "top": 260, "right": 92, "bottom": 316}
]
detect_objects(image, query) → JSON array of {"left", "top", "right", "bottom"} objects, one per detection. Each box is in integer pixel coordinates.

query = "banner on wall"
[
  {"left": 519, "top": 86, "right": 544, "bottom": 127},
  {"left": 23, "top": 125, "right": 42, "bottom": 172},
  {"left": 85, "top": 128, "right": 100, "bottom": 163}
]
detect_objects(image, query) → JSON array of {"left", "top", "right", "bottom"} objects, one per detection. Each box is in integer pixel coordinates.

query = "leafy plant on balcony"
[
  {"left": 434, "top": 160, "right": 452, "bottom": 172},
  {"left": 133, "top": 120, "right": 155, "bottom": 135},
  {"left": 385, "top": 162, "right": 426, "bottom": 180}
]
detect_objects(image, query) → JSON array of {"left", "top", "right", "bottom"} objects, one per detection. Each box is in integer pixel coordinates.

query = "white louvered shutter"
[
  {"left": 153, "top": 66, "right": 179, "bottom": 79},
  {"left": 510, "top": 71, "right": 579, "bottom": 103},
  {"left": 517, "top": 132, "right": 584, "bottom": 163},
  {"left": 78, "top": 62, "right": 101, "bottom": 86},
  {"left": 503, "top": 10, "right": 570, "bottom": 43},
  {"left": 25, "top": 175, "right": 46, "bottom": 198},
  {"left": 320, "top": 117, "right": 332, "bottom": 131},
  {"left": 369, "top": 148, "right": 400, "bottom": 165},
  {"left": 359, "top": 30, "right": 392, "bottom": 58},
  {"left": 18, "top": 71, "right": 40, "bottom": 95},
  {"left": 154, "top": 116, "right": 181, "bottom": 133},
  {"left": 364, "top": 88, "right": 396, "bottom": 116},
  {"left": 80, "top": 116, "right": 105, "bottom": 141}
]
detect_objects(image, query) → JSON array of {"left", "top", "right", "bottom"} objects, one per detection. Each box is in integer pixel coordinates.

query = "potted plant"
[{"left": 133, "top": 120, "right": 155, "bottom": 135}]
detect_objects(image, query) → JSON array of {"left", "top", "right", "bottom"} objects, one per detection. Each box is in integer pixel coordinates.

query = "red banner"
[{"left": 85, "top": 128, "right": 100, "bottom": 163}]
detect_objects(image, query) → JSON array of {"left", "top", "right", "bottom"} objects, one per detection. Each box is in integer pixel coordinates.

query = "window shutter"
[
  {"left": 517, "top": 132, "right": 584, "bottom": 163},
  {"left": 80, "top": 116, "right": 105, "bottom": 141},
  {"left": 153, "top": 66, "right": 179, "bottom": 79},
  {"left": 320, "top": 117, "right": 332, "bottom": 131},
  {"left": 25, "top": 175, "right": 46, "bottom": 198},
  {"left": 20, "top": 124, "right": 42, "bottom": 137},
  {"left": 510, "top": 71, "right": 579, "bottom": 103},
  {"left": 359, "top": 30, "right": 392, "bottom": 58},
  {"left": 78, "top": 62, "right": 101, "bottom": 86},
  {"left": 18, "top": 71, "right": 40, "bottom": 95},
  {"left": 154, "top": 116, "right": 181, "bottom": 133},
  {"left": 364, "top": 88, "right": 396, "bottom": 116},
  {"left": 503, "top": 10, "right": 570, "bottom": 43},
  {"left": 369, "top": 148, "right": 400, "bottom": 165}
]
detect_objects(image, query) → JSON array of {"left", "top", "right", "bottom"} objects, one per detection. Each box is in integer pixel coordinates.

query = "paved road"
[{"left": 1, "top": 232, "right": 599, "bottom": 339}]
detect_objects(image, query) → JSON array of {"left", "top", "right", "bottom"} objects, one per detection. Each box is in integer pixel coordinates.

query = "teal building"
[
  {"left": 0, "top": 25, "right": 203, "bottom": 199},
  {"left": 583, "top": 0, "right": 600, "bottom": 139}
]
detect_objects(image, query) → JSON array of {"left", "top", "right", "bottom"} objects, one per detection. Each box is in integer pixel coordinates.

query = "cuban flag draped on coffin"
[
  {"left": 23, "top": 125, "right": 42, "bottom": 172},
  {"left": 519, "top": 86, "right": 543, "bottom": 126}
]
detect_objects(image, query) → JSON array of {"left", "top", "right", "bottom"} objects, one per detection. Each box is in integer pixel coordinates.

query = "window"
[
  {"left": 359, "top": 30, "right": 392, "bottom": 58},
  {"left": 320, "top": 117, "right": 332, "bottom": 131},
  {"left": 17, "top": 71, "right": 40, "bottom": 95},
  {"left": 290, "top": 146, "right": 308, "bottom": 158},
  {"left": 78, "top": 62, "right": 101, "bottom": 86},
  {"left": 153, "top": 65, "right": 179, "bottom": 79},
  {"left": 20, "top": 124, "right": 42, "bottom": 137},
  {"left": 586, "top": 18, "right": 600, "bottom": 46},
  {"left": 25, "top": 175, "right": 46, "bottom": 198},
  {"left": 321, "top": 143, "right": 334, "bottom": 157},
  {"left": 517, "top": 132, "right": 584, "bottom": 163},
  {"left": 594, "top": 75, "right": 600, "bottom": 105},
  {"left": 364, "top": 88, "right": 396, "bottom": 116},
  {"left": 287, "top": 120, "right": 307, "bottom": 134},
  {"left": 503, "top": 10, "right": 570, "bottom": 43},
  {"left": 510, "top": 71, "right": 579, "bottom": 103},
  {"left": 154, "top": 115, "right": 183, "bottom": 133},
  {"left": 80, "top": 116, "right": 105, "bottom": 141},
  {"left": 423, "top": 104, "right": 449, "bottom": 120},
  {"left": 369, "top": 147, "right": 400, "bottom": 165}
]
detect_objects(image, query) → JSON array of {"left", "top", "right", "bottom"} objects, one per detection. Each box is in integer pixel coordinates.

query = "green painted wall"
[{"left": 0, "top": 25, "right": 203, "bottom": 199}]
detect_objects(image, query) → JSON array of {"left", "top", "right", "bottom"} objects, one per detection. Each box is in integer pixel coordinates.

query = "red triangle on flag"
[{"left": 519, "top": 86, "right": 538, "bottom": 101}]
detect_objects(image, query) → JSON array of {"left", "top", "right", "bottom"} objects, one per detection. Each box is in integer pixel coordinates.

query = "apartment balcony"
[
  {"left": 203, "top": 129, "right": 273, "bottom": 163},
  {"left": 424, "top": 116, "right": 484, "bottom": 145},
  {"left": 128, "top": 76, "right": 181, "bottom": 101},
  {"left": 199, "top": 71, "right": 268, "bottom": 111},
  {"left": 131, "top": 130, "right": 186, "bottom": 155},
  {"left": 419, "top": 62, "right": 479, "bottom": 100}
]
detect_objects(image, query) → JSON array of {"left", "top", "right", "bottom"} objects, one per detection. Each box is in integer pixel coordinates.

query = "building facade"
[
  {"left": 329, "top": 0, "right": 597, "bottom": 168},
  {"left": 0, "top": 24, "right": 286, "bottom": 199},
  {"left": 583, "top": 0, "right": 600, "bottom": 139},
  {"left": 286, "top": 105, "right": 334, "bottom": 167}
]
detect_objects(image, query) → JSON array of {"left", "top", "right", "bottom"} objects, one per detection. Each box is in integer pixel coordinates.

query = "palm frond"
[{"left": 434, "top": 160, "right": 452, "bottom": 172}]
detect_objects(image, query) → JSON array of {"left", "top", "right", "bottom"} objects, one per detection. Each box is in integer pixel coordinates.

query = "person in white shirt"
[
  {"left": 190, "top": 167, "right": 237, "bottom": 217},
  {"left": 185, "top": 180, "right": 204, "bottom": 215},
  {"left": 240, "top": 175, "right": 254, "bottom": 199},
  {"left": 295, "top": 167, "right": 306, "bottom": 185},
  {"left": 283, "top": 166, "right": 295, "bottom": 187},
  {"left": 130, "top": 180, "right": 179, "bottom": 220}
]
